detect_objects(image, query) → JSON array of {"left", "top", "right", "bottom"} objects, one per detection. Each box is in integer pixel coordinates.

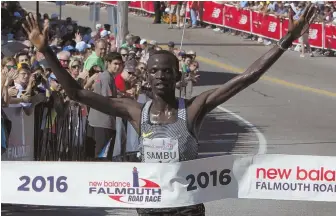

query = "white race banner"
[
  {"left": 2, "top": 155, "right": 335, "bottom": 208},
  {"left": 1, "top": 155, "right": 241, "bottom": 208},
  {"left": 239, "top": 154, "right": 336, "bottom": 202}
]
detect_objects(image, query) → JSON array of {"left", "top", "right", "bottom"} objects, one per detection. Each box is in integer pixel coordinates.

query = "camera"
[{"left": 34, "top": 72, "right": 43, "bottom": 84}]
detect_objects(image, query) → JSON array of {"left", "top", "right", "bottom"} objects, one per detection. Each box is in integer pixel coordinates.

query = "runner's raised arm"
[
  {"left": 22, "top": 13, "right": 141, "bottom": 125},
  {"left": 193, "top": 3, "right": 317, "bottom": 114}
]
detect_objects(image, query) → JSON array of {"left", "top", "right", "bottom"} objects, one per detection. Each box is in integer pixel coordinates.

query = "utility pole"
[
  {"left": 36, "top": 1, "right": 39, "bottom": 17},
  {"left": 59, "top": 4, "right": 62, "bottom": 20},
  {"left": 93, "top": 2, "right": 97, "bottom": 31},
  {"left": 117, "top": 1, "right": 128, "bottom": 49}
]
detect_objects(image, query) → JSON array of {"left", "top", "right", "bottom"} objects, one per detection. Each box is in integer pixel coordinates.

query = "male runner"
[{"left": 23, "top": 3, "right": 316, "bottom": 215}]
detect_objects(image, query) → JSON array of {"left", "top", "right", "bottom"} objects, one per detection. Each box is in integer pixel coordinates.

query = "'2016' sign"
[
  {"left": 186, "top": 169, "right": 232, "bottom": 191},
  {"left": 17, "top": 176, "right": 68, "bottom": 193}
]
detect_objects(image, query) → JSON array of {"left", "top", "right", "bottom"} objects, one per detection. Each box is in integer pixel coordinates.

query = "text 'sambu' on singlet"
[
  {"left": 139, "top": 98, "right": 199, "bottom": 162},
  {"left": 137, "top": 98, "right": 205, "bottom": 215}
]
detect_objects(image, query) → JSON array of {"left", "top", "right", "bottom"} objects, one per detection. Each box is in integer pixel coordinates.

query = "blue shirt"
[{"left": 240, "top": 1, "right": 248, "bottom": 8}]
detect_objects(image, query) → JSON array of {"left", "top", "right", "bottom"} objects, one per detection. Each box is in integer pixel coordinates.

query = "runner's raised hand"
[
  {"left": 287, "top": 3, "right": 317, "bottom": 41},
  {"left": 22, "top": 13, "right": 49, "bottom": 52}
]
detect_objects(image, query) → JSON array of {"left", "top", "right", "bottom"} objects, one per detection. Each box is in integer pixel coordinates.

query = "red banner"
[
  {"left": 100, "top": 1, "right": 330, "bottom": 49},
  {"left": 282, "top": 20, "right": 323, "bottom": 48},
  {"left": 202, "top": 1, "right": 224, "bottom": 26},
  {"left": 129, "top": 1, "right": 141, "bottom": 9},
  {"left": 324, "top": 24, "right": 336, "bottom": 51},
  {"left": 251, "top": 12, "right": 281, "bottom": 40},
  {"left": 141, "top": 1, "right": 154, "bottom": 14},
  {"left": 224, "top": 5, "right": 250, "bottom": 33}
]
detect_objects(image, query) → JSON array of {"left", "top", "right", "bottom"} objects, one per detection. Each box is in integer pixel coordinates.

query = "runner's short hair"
[{"left": 150, "top": 50, "right": 181, "bottom": 81}]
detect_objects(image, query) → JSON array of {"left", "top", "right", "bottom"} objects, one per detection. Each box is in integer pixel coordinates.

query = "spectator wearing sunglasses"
[
  {"left": 120, "top": 47, "right": 129, "bottom": 62},
  {"left": 69, "top": 58, "right": 82, "bottom": 79},
  {"left": 57, "top": 51, "right": 71, "bottom": 69},
  {"left": 2, "top": 57, "right": 17, "bottom": 71},
  {"left": 115, "top": 59, "right": 137, "bottom": 93}
]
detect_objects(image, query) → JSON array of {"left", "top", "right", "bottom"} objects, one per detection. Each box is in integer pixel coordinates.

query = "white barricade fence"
[
  {"left": 1, "top": 105, "right": 34, "bottom": 161},
  {"left": 2, "top": 154, "right": 335, "bottom": 207}
]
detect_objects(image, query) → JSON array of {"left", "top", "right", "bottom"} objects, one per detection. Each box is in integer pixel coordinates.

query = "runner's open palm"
[
  {"left": 288, "top": 3, "right": 317, "bottom": 40},
  {"left": 22, "top": 13, "right": 49, "bottom": 51}
]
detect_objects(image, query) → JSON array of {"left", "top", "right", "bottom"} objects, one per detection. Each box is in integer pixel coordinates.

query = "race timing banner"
[{"left": 2, "top": 154, "right": 336, "bottom": 207}]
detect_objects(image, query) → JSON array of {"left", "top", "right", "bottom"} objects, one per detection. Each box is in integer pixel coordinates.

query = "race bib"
[{"left": 143, "top": 138, "right": 179, "bottom": 163}]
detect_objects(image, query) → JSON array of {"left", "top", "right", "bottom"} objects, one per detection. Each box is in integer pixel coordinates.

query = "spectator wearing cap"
[
  {"left": 149, "top": 40, "right": 158, "bottom": 48},
  {"left": 187, "top": 50, "right": 196, "bottom": 60},
  {"left": 63, "top": 45, "right": 76, "bottom": 54},
  {"left": 48, "top": 73, "right": 62, "bottom": 92},
  {"left": 83, "top": 39, "right": 107, "bottom": 73},
  {"left": 100, "top": 30, "right": 111, "bottom": 39},
  {"left": 140, "top": 39, "right": 147, "bottom": 50},
  {"left": 57, "top": 51, "right": 71, "bottom": 69},
  {"left": 87, "top": 52, "right": 123, "bottom": 160},
  {"left": 115, "top": 59, "right": 137, "bottom": 93},
  {"left": 96, "top": 23, "right": 102, "bottom": 32},
  {"left": 121, "top": 34, "right": 135, "bottom": 50},
  {"left": 76, "top": 41, "right": 91, "bottom": 53},
  {"left": 168, "top": 41, "right": 175, "bottom": 53}
]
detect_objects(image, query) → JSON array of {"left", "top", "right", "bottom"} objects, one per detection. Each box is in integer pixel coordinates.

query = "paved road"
[{"left": 4, "top": 2, "right": 336, "bottom": 216}]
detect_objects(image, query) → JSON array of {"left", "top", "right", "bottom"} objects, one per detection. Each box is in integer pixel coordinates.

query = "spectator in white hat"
[
  {"left": 187, "top": 50, "right": 196, "bottom": 60},
  {"left": 76, "top": 41, "right": 91, "bottom": 53},
  {"left": 100, "top": 30, "right": 111, "bottom": 39},
  {"left": 140, "top": 39, "right": 147, "bottom": 49},
  {"left": 96, "top": 23, "right": 102, "bottom": 31},
  {"left": 149, "top": 40, "right": 157, "bottom": 46}
]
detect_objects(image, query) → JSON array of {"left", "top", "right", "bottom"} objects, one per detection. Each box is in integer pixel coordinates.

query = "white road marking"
[{"left": 216, "top": 106, "right": 267, "bottom": 154}]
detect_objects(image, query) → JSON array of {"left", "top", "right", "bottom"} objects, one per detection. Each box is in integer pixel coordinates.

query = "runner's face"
[{"left": 147, "top": 54, "right": 177, "bottom": 96}]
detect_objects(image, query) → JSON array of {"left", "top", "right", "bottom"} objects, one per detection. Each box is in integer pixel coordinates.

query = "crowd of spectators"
[
  {"left": 220, "top": 1, "right": 336, "bottom": 57},
  {"left": 1, "top": 1, "right": 200, "bottom": 160}
]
